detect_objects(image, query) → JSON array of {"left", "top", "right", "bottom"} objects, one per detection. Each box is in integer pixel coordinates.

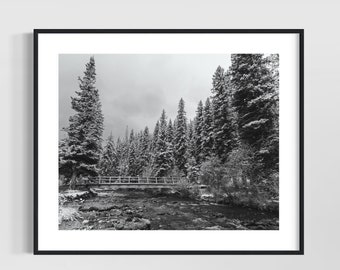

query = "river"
[{"left": 59, "top": 189, "right": 279, "bottom": 230}]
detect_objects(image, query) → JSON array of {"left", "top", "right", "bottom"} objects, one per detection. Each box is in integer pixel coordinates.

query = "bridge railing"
[{"left": 80, "top": 176, "right": 185, "bottom": 185}]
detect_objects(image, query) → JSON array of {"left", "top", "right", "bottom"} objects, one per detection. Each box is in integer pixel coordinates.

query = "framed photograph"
[{"left": 34, "top": 29, "right": 304, "bottom": 254}]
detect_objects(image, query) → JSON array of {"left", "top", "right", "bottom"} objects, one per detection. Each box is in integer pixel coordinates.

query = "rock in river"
[
  {"left": 123, "top": 218, "right": 151, "bottom": 230},
  {"left": 113, "top": 218, "right": 151, "bottom": 230}
]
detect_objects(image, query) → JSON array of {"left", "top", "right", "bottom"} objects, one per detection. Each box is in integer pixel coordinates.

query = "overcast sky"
[{"left": 59, "top": 54, "right": 231, "bottom": 140}]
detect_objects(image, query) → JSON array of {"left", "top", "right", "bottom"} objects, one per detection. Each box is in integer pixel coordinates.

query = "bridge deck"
[{"left": 79, "top": 176, "right": 185, "bottom": 186}]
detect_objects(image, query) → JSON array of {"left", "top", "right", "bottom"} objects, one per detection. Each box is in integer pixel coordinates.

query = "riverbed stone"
[
  {"left": 216, "top": 217, "right": 228, "bottom": 223},
  {"left": 213, "top": 212, "right": 224, "bottom": 218},
  {"left": 192, "top": 218, "right": 210, "bottom": 226},
  {"left": 110, "top": 209, "right": 122, "bottom": 216},
  {"left": 114, "top": 221, "right": 125, "bottom": 230},
  {"left": 123, "top": 218, "right": 151, "bottom": 230}
]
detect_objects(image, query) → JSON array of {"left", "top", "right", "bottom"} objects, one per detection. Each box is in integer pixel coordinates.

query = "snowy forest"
[{"left": 59, "top": 54, "right": 279, "bottom": 212}]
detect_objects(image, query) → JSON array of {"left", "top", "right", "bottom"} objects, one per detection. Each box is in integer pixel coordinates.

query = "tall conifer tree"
[
  {"left": 154, "top": 110, "right": 172, "bottom": 176},
  {"left": 128, "top": 129, "right": 138, "bottom": 176},
  {"left": 99, "top": 133, "right": 118, "bottom": 176},
  {"left": 186, "top": 121, "right": 199, "bottom": 181},
  {"left": 139, "top": 126, "right": 151, "bottom": 173},
  {"left": 59, "top": 57, "right": 104, "bottom": 189},
  {"left": 194, "top": 100, "right": 204, "bottom": 163},
  {"left": 230, "top": 54, "right": 278, "bottom": 173},
  {"left": 201, "top": 97, "right": 214, "bottom": 159},
  {"left": 211, "top": 66, "right": 234, "bottom": 162},
  {"left": 173, "top": 98, "right": 188, "bottom": 174},
  {"left": 166, "top": 119, "right": 175, "bottom": 170}
]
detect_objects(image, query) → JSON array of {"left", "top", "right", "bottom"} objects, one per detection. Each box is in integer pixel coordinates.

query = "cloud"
[{"left": 59, "top": 54, "right": 231, "bottom": 140}]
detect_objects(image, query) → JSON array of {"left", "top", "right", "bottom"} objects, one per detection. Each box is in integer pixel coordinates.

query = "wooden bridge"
[{"left": 63, "top": 176, "right": 187, "bottom": 189}]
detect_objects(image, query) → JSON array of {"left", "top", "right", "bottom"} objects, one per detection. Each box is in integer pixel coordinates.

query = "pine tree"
[
  {"left": 230, "top": 54, "right": 276, "bottom": 148},
  {"left": 99, "top": 133, "right": 118, "bottom": 176},
  {"left": 211, "top": 66, "right": 234, "bottom": 162},
  {"left": 173, "top": 98, "right": 188, "bottom": 174},
  {"left": 59, "top": 138, "right": 72, "bottom": 180},
  {"left": 116, "top": 137, "right": 128, "bottom": 176},
  {"left": 166, "top": 119, "right": 175, "bottom": 170},
  {"left": 154, "top": 110, "right": 172, "bottom": 176},
  {"left": 152, "top": 120, "right": 160, "bottom": 151},
  {"left": 230, "top": 54, "right": 278, "bottom": 174},
  {"left": 166, "top": 119, "right": 174, "bottom": 144},
  {"left": 139, "top": 126, "right": 151, "bottom": 173},
  {"left": 59, "top": 57, "right": 104, "bottom": 189},
  {"left": 194, "top": 100, "right": 204, "bottom": 163},
  {"left": 186, "top": 120, "right": 199, "bottom": 181},
  {"left": 266, "top": 54, "right": 279, "bottom": 94},
  {"left": 133, "top": 131, "right": 144, "bottom": 176},
  {"left": 128, "top": 129, "right": 138, "bottom": 176},
  {"left": 186, "top": 120, "right": 196, "bottom": 159},
  {"left": 264, "top": 54, "right": 279, "bottom": 173},
  {"left": 201, "top": 97, "right": 214, "bottom": 159},
  {"left": 149, "top": 120, "right": 160, "bottom": 172}
]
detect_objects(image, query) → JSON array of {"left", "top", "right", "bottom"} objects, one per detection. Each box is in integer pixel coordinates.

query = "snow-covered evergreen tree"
[
  {"left": 139, "top": 126, "right": 151, "bottom": 173},
  {"left": 154, "top": 110, "right": 173, "bottom": 176},
  {"left": 166, "top": 119, "right": 175, "bottom": 170},
  {"left": 266, "top": 54, "right": 279, "bottom": 95},
  {"left": 166, "top": 119, "right": 174, "bottom": 144},
  {"left": 230, "top": 54, "right": 278, "bottom": 174},
  {"left": 173, "top": 98, "right": 188, "bottom": 174},
  {"left": 186, "top": 121, "right": 199, "bottom": 181},
  {"left": 99, "top": 133, "right": 118, "bottom": 176},
  {"left": 201, "top": 97, "right": 214, "bottom": 159},
  {"left": 230, "top": 54, "right": 276, "bottom": 148},
  {"left": 128, "top": 129, "right": 138, "bottom": 176},
  {"left": 211, "top": 66, "right": 234, "bottom": 162},
  {"left": 134, "top": 131, "right": 145, "bottom": 176},
  {"left": 59, "top": 57, "right": 104, "bottom": 189},
  {"left": 116, "top": 137, "right": 129, "bottom": 176},
  {"left": 149, "top": 120, "right": 160, "bottom": 172},
  {"left": 59, "top": 138, "right": 72, "bottom": 180},
  {"left": 186, "top": 120, "right": 196, "bottom": 159},
  {"left": 151, "top": 120, "right": 160, "bottom": 151},
  {"left": 194, "top": 100, "right": 204, "bottom": 163},
  {"left": 264, "top": 54, "right": 279, "bottom": 173}
]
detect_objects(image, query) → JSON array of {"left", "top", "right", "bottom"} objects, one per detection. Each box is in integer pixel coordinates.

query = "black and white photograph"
[{"left": 58, "top": 53, "right": 280, "bottom": 231}]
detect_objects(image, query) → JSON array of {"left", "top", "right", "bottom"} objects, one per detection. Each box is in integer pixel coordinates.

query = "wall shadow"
[{"left": 9, "top": 33, "right": 34, "bottom": 254}]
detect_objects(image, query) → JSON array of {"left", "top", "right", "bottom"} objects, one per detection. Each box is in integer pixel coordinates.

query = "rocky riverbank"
[{"left": 59, "top": 189, "right": 279, "bottom": 230}]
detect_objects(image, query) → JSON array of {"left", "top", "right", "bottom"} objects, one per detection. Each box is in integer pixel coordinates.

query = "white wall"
[{"left": 1, "top": 0, "right": 339, "bottom": 268}]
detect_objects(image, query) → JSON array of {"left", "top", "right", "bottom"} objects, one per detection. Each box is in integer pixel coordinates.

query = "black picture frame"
[{"left": 34, "top": 29, "right": 304, "bottom": 255}]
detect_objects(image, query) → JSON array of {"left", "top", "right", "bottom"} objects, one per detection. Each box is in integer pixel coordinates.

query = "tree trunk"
[{"left": 69, "top": 170, "right": 77, "bottom": 190}]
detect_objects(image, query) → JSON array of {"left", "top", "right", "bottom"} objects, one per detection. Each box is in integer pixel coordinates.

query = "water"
[{"left": 59, "top": 189, "right": 279, "bottom": 230}]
